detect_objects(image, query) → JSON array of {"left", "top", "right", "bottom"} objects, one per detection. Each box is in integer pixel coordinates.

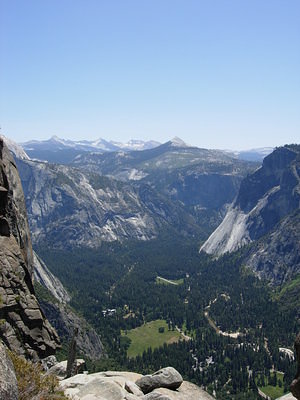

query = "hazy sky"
[{"left": 1, "top": 0, "right": 299, "bottom": 150}]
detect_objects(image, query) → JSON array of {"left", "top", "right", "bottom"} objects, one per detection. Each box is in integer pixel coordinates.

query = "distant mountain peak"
[
  {"left": 50, "top": 135, "right": 60, "bottom": 140},
  {"left": 169, "top": 137, "right": 188, "bottom": 147}
]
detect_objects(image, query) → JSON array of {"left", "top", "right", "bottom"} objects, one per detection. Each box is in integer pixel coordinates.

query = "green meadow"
[{"left": 122, "top": 319, "right": 182, "bottom": 358}]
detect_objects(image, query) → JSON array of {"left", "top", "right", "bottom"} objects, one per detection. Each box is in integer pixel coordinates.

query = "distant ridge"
[{"left": 21, "top": 135, "right": 161, "bottom": 153}]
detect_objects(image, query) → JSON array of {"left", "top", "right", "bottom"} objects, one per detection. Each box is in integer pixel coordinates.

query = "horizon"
[
  {"left": 1, "top": 131, "right": 285, "bottom": 153},
  {"left": 1, "top": 1, "right": 299, "bottom": 149}
]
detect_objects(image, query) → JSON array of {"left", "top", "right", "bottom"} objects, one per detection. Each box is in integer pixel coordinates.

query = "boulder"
[
  {"left": 78, "top": 379, "right": 126, "bottom": 400},
  {"left": 125, "top": 380, "right": 144, "bottom": 396},
  {"left": 59, "top": 370, "right": 214, "bottom": 400},
  {"left": 41, "top": 354, "right": 57, "bottom": 371},
  {"left": 151, "top": 381, "right": 215, "bottom": 399},
  {"left": 0, "top": 341, "right": 18, "bottom": 400},
  {"left": 135, "top": 367, "right": 183, "bottom": 394},
  {"left": 48, "top": 358, "right": 86, "bottom": 378},
  {"left": 144, "top": 393, "right": 172, "bottom": 400}
]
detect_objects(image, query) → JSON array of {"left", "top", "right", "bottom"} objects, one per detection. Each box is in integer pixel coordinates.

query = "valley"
[{"left": 1, "top": 136, "right": 299, "bottom": 399}]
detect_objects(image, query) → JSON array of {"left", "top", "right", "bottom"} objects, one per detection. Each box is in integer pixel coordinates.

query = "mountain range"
[
  {"left": 15, "top": 137, "right": 258, "bottom": 248},
  {"left": 20, "top": 135, "right": 273, "bottom": 163}
]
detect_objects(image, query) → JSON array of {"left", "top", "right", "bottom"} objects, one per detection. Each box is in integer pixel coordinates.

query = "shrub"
[{"left": 8, "top": 351, "right": 68, "bottom": 400}]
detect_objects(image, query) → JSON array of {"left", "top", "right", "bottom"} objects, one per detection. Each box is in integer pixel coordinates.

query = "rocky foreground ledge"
[{"left": 59, "top": 367, "right": 214, "bottom": 400}]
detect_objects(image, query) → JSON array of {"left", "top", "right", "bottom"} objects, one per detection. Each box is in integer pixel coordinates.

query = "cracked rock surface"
[{"left": 0, "top": 139, "right": 59, "bottom": 360}]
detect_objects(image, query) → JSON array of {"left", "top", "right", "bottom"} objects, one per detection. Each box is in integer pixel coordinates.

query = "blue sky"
[{"left": 1, "top": 0, "right": 299, "bottom": 149}]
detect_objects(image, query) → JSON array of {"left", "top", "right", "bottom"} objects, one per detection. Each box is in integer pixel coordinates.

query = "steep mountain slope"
[
  {"left": 33, "top": 253, "right": 105, "bottom": 360},
  {"left": 73, "top": 139, "right": 257, "bottom": 232},
  {"left": 243, "top": 209, "right": 300, "bottom": 285},
  {"left": 200, "top": 145, "right": 300, "bottom": 285},
  {"left": 0, "top": 139, "right": 59, "bottom": 360},
  {"left": 17, "top": 158, "right": 201, "bottom": 248}
]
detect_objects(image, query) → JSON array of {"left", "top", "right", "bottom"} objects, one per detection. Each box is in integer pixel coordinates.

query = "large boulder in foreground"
[
  {"left": 0, "top": 341, "right": 18, "bottom": 400},
  {"left": 59, "top": 370, "right": 214, "bottom": 399},
  {"left": 136, "top": 367, "right": 183, "bottom": 394}
]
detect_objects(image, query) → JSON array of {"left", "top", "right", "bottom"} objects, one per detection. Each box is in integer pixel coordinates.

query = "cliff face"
[
  {"left": 243, "top": 210, "right": 300, "bottom": 285},
  {"left": 33, "top": 252, "right": 105, "bottom": 360},
  {"left": 200, "top": 145, "right": 300, "bottom": 257},
  {"left": 0, "top": 139, "right": 60, "bottom": 360},
  {"left": 17, "top": 158, "right": 201, "bottom": 248},
  {"left": 200, "top": 145, "right": 300, "bottom": 286}
]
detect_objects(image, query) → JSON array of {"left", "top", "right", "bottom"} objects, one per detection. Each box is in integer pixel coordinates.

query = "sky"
[{"left": 1, "top": 0, "right": 299, "bottom": 150}]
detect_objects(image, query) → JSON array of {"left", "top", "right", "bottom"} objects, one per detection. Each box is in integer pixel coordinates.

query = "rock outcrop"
[
  {"left": 0, "top": 340, "right": 18, "bottom": 400},
  {"left": 200, "top": 145, "right": 300, "bottom": 285},
  {"left": 0, "top": 139, "right": 60, "bottom": 359},
  {"left": 48, "top": 358, "right": 86, "bottom": 378},
  {"left": 59, "top": 369, "right": 214, "bottom": 400},
  {"left": 33, "top": 250, "right": 105, "bottom": 360},
  {"left": 39, "top": 298, "right": 105, "bottom": 361},
  {"left": 33, "top": 251, "right": 70, "bottom": 304},
  {"left": 136, "top": 367, "right": 183, "bottom": 394},
  {"left": 243, "top": 210, "right": 300, "bottom": 284}
]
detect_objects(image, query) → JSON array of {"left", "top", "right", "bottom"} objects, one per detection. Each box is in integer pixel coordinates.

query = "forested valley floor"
[{"left": 36, "top": 234, "right": 299, "bottom": 399}]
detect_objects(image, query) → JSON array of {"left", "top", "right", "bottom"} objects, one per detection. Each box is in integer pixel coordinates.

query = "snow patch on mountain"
[{"left": 21, "top": 136, "right": 161, "bottom": 153}]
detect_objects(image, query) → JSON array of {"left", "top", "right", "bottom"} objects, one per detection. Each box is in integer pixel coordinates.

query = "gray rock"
[
  {"left": 135, "top": 367, "right": 183, "bottom": 394},
  {"left": 41, "top": 354, "right": 57, "bottom": 371},
  {"left": 152, "top": 381, "right": 215, "bottom": 399},
  {"left": 60, "top": 371, "right": 214, "bottom": 400},
  {"left": 78, "top": 379, "right": 126, "bottom": 400},
  {"left": 48, "top": 358, "right": 86, "bottom": 378},
  {"left": 144, "top": 393, "right": 172, "bottom": 400},
  {"left": 125, "top": 394, "right": 142, "bottom": 400},
  {"left": 125, "top": 380, "right": 144, "bottom": 396},
  {"left": 0, "top": 139, "right": 60, "bottom": 360},
  {"left": 0, "top": 341, "right": 18, "bottom": 400},
  {"left": 33, "top": 251, "right": 70, "bottom": 304},
  {"left": 39, "top": 300, "right": 105, "bottom": 361}
]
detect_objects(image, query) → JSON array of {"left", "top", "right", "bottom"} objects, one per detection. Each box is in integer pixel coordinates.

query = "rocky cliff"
[
  {"left": 17, "top": 158, "right": 201, "bottom": 248},
  {"left": 0, "top": 138, "right": 59, "bottom": 360},
  {"left": 243, "top": 210, "right": 300, "bottom": 285},
  {"left": 33, "top": 252, "right": 105, "bottom": 360},
  {"left": 200, "top": 145, "right": 300, "bottom": 256}
]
